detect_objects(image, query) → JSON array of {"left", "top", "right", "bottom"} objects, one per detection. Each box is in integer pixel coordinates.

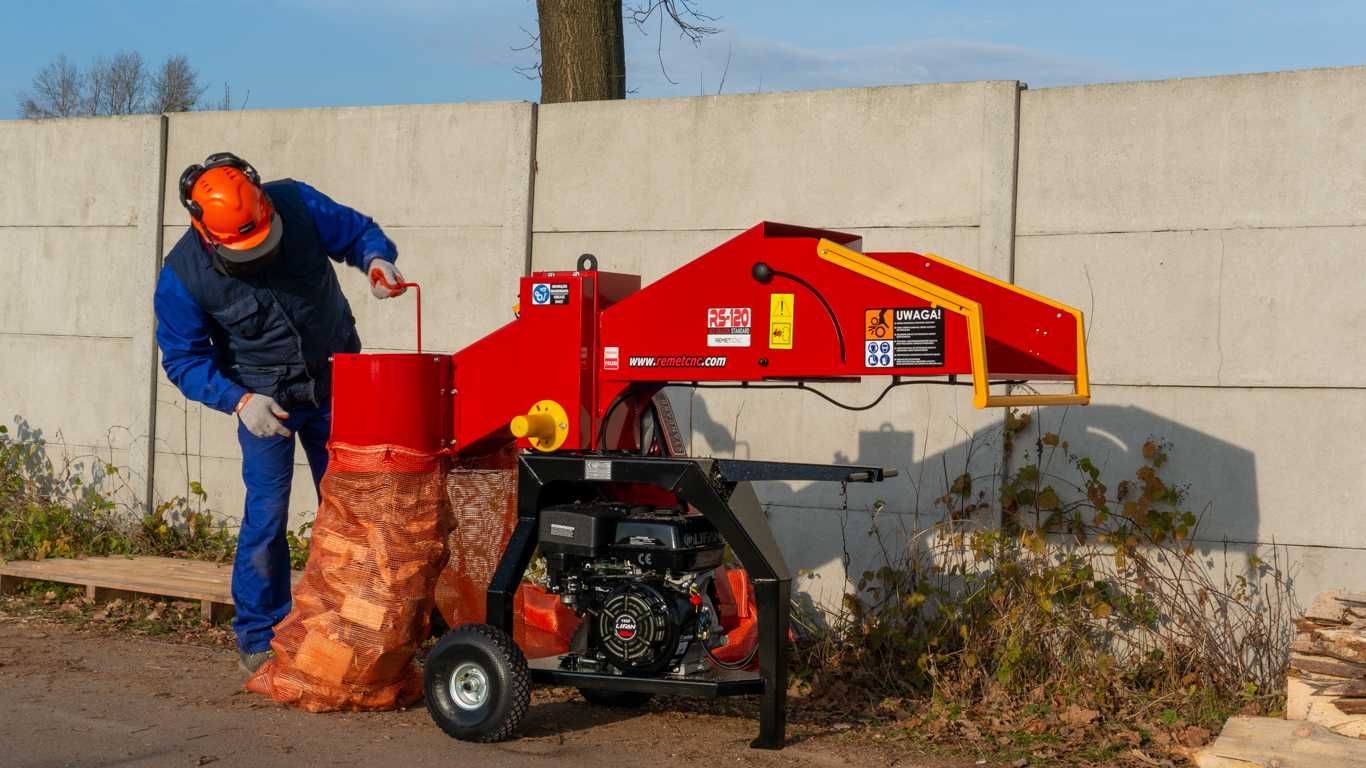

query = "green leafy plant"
[
  {"left": 286, "top": 520, "right": 313, "bottom": 570},
  {"left": 1, "top": 417, "right": 236, "bottom": 564},
  {"left": 790, "top": 410, "right": 1293, "bottom": 760}
]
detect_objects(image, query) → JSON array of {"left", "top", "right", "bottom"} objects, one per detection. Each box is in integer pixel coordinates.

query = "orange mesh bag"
[
  {"left": 435, "top": 465, "right": 518, "bottom": 627},
  {"left": 246, "top": 442, "right": 452, "bottom": 711},
  {"left": 435, "top": 458, "right": 579, "bottom": 659}
]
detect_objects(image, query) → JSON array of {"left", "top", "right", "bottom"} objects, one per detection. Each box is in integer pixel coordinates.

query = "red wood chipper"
[{"left": 328, "top": 222, "right": 1090, "bottom": 748}]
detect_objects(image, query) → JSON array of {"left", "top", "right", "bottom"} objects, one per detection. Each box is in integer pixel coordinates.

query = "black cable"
[
  {"left": 596, "top": 387, "right": 633, "bottom": 450},
  {"left": 675, "top": 377, "right": 1026, "bottom": 412},
  {"left": 675, "top": 378, "right": 918, "bottom": 412},
  {"left": 770, "top": 269, "right": 846, "bottom": 362}
]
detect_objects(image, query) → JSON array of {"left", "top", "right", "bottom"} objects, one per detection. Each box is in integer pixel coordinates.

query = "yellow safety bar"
[{"left": 816, "top": 239, "right": 1090, "bottom": 409}]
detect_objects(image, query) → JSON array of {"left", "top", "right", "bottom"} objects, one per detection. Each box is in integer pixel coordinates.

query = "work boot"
[{"left": 238, "top": 649, "right": 273, "bottom": 676}]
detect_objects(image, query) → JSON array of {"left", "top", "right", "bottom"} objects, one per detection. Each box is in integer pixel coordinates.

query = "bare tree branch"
[
  {"left": 625, "top": 1, "right": 719, "bottom": 88},
  {"left": 17, "top": 55, "right": 84, "bottom": 119},
  {"left": 512, "top": 24, "right": 543, "bottom": 81},
  {"left": 627, "top": 0, "right": 719, "bottom": 44},
  {"left": 87, "top": 51, "right": 149, "bottom": 116},
  {"left": 151, "top": 55, "right": 208, "bottom": 113},
  {"left": 717, "top": 41, "right": 732, "bottom": 95},
  {"left": 202, "top": 82, "right": 234, "bottom": 111}
]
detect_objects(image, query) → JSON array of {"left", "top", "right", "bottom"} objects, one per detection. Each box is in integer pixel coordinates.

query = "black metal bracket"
[
  {"left": 485, "top": 453, "right": 795, "bottom": 749},
  {"left": 713, "top": 458, "right": 897, "bottom": 484}
]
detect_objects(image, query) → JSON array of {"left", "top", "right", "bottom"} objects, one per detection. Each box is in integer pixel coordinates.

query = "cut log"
[
  {"left": 1287, "top": 677, "right": 1366, "bottom": 738},
  {"left": 1301, "top": 617, "right": 1343, "bottom": 633},
  {"left": 1322, "top": 681, "right": 1366, "bottom": 698},
  {"left": 1314, "top": 629, "right": 1366, "bottom": 664},
  {"left": 1193, "top": 716, "right": 1366, "bottom": 767},
  {"left": 1305, "top": 590, "right": 1366, "bottom": 625},
  {"left": 1336, "top": 698, "right": 1366, "bottom": 716},
  {"left": 1291, "top": 653, "right": 1366, "bottom": 680}
]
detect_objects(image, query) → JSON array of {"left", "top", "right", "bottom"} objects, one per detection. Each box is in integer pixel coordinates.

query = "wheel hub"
[{"left": 449, "top": 661, "right": 489, "bottom": 711}]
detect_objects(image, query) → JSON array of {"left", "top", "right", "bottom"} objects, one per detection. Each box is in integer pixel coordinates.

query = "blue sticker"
[{"left": 532, "top": 284, "right": 551, "bottom": 305}]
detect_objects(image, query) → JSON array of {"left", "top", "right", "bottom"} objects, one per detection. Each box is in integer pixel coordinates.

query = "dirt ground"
[{"left": 0, "top": 615, "right": 985, "bottom": 768}]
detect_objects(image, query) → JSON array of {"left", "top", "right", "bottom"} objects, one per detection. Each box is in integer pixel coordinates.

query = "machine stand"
[{"left": 486, "top": 453, "right": 807, "bottom": 749}]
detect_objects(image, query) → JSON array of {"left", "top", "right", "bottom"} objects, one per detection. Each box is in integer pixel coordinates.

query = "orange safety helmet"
[{"left": 178, "top": 152, "right": 283, "bottom": 266}]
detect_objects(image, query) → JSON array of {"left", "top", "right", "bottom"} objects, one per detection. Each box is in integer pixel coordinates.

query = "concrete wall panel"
[
  {"left": 0, "top": 227, "right": 142, "bottom": 337},
  {"left": 1019, "top": 226, "right": 1366, "bottom": 388},
  {"left": 1018, "top": 67, "right": 1366, "bottom": 235},
  {"left": 0, "top": 116, "right": 159, "bottom": 226},
  {"left": 533, "top": 82, "right": 1019, "bottom": 262},
  {"left": 2, "top": 335, "right": 135, "bottom": 450},
  {"left": 1, "top": 115, "right": 164, "bottom": 507}
]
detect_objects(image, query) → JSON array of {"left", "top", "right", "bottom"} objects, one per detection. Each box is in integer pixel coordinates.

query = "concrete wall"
[
  {"left": 4, "top": 66, "right": 1365, "bottom": 609},
  {"left": 1015, "top": 67, "right": 1366, "bottom": 601},
  {"left": 0, "top": 115, "right": 164, "bottom": 503}
]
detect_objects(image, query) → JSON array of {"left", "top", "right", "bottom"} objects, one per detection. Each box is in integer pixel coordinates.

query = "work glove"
[
  {"left": 368, "top": 259, "right": 406, "bottom": 300},
  {"left": 235, "top": 393, "right": 292, "bottom": 439}
]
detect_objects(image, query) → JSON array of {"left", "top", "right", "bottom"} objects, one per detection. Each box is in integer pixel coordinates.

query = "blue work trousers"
[{"left": 232, "top": 405, "right": 331, "bottom": 653}]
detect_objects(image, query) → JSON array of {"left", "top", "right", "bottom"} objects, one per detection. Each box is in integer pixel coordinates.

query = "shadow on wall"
[{"left": 669, "top": 392, "right": 1262, "bottom": 610}]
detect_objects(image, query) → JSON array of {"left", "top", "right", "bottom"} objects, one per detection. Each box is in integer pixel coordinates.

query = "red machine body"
[
  {"left": 453, "top": 222, "right": 1087, "bottom": 456},
  {"left": 332, "top": 222, "right": 1089, "bottom": 457}
]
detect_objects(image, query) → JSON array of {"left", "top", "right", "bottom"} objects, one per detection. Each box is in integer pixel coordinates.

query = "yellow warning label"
[{"left": 769, "top": 293, "right": 794, "bottom": 349}]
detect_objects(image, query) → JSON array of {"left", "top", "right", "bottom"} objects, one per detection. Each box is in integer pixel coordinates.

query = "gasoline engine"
[{"left": 537, "top": 503, "right": 750, "bottom": 677}]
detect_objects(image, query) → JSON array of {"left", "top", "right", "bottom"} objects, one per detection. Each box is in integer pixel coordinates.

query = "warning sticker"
[
  {"left": 864, "top": 307, "right": 945, "bottom": 368},
  {"left": 531, "top": 282, "right": 570, "bottom": 306},
  {"left": 769, "top": 293, "right": 794, "bottom": 350},
  {"left": 603, "top": 345, "right": 620, "bottom": 370},
  {"left": 707, "top": 307, "right": 752, "bottom": 347}
]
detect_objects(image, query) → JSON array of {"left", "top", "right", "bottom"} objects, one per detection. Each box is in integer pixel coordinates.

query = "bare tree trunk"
[{"left": 536, "top": 0, "right": 625, "bottom": 104}]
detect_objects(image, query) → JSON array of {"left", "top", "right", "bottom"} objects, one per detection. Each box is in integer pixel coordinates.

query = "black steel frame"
[{"left": 484, "top": 453, "right": 889, "bottom": 750}]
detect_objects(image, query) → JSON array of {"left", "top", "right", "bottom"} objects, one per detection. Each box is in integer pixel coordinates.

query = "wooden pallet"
[{"left": 0, "top": 556, "right": 299, "bottom": 622}]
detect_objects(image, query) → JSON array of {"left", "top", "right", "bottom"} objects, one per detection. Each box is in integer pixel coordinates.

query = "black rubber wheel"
[
  {"left": 578, "top": 688, "right": 655, "bottom": 709},
  {"left": 424, "top": 623, "right": 530, "bottom": 743}
]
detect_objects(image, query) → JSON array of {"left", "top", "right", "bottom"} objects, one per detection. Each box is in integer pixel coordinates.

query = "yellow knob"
[
  {"left": 508, "top": 399, "right": 570, "bottom": 452},
  {"left": 510, "top": 412, "right": 556, "bottom": 441}
]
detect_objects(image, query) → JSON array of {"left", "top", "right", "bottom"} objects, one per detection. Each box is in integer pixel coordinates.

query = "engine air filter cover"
[{"left": 596, "top": 582, "right": 689, "bottom": 674}]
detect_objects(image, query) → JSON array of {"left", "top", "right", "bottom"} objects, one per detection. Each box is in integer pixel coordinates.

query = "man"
[{"left": 154, "top": 152, "right": 406, "bottom": 674}]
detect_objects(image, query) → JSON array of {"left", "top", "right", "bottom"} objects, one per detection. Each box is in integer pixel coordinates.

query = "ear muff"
[{"left": 178, "top": 152, "right": 263, "bottom": 232}]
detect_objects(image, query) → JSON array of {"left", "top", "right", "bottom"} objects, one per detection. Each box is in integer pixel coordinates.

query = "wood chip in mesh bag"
[{"left": 246, "top": 443, "right": 451, "bottom": 712}]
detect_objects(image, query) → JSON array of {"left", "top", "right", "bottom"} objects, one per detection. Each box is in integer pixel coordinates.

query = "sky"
[{"left": 3, "top": 1, "right": 1365, "bottom": 118}]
